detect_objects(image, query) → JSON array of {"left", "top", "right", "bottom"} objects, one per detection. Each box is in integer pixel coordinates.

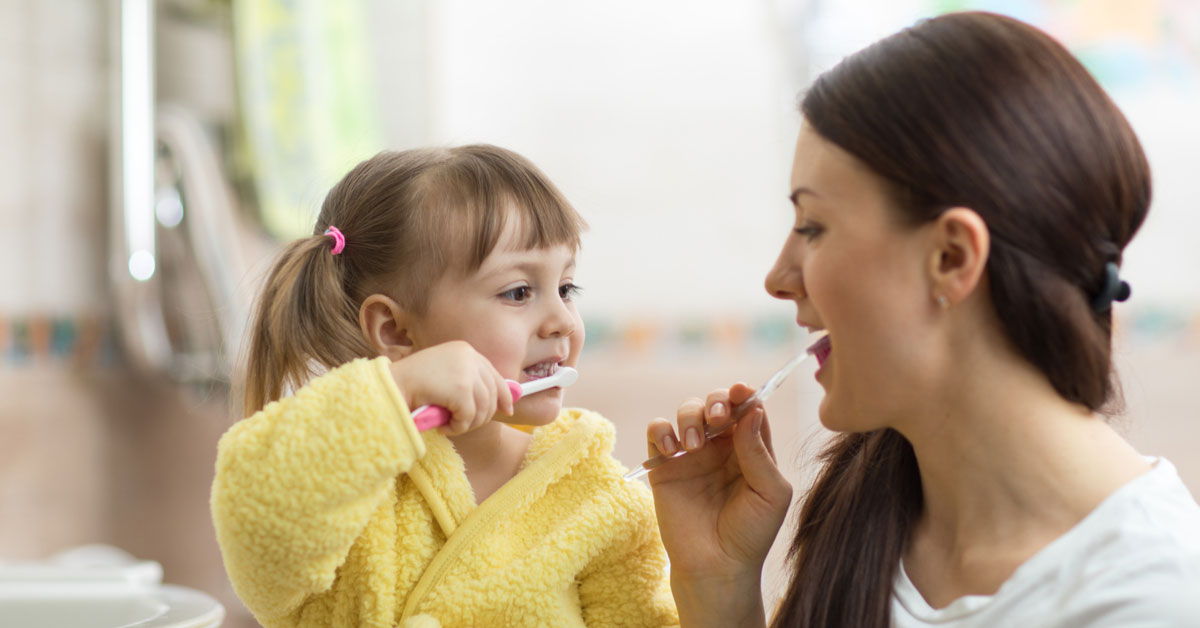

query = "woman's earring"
[{"left": 936, "top": 295, "right": 949, "bottom": 309}]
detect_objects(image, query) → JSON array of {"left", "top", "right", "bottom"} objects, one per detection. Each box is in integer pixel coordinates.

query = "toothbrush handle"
[
  {"left": 412, "top": 380, "right": 523, "bottom": 432},
  {"left": 411, "top": 405, "right": 452, "bottom": 431}
]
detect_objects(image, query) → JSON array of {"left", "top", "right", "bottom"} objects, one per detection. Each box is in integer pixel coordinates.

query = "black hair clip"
[{"left": 1090, "top": 261, "right": 1131, "bottom": 313}]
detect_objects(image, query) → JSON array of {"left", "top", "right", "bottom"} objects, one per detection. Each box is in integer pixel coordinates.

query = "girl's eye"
[
  {"left": 559, "top": 283, "right": 582, "bottom": 301},
  {"left": 500, "top": 286, "right": 531, "bottom": 303},
  {"left": 793, "top": 223, "right": 824, "bottom": 240}
]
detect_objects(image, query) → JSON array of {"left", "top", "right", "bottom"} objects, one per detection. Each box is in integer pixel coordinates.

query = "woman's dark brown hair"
[
  {"left": 771, "top": 12, "right": 1150, "bottom": 627},
  {"left": 240, "top": 144, "right": 586, "bottom": 416}
]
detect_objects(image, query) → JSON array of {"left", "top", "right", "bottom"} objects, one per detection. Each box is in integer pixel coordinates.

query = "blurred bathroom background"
[{"left": 1, "top": 0, "right": 1196, "bottom": 625}]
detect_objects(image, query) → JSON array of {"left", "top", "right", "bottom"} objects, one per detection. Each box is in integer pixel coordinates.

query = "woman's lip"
[{"left": 806, "top": 333, "right": 832, "bottom": 367}]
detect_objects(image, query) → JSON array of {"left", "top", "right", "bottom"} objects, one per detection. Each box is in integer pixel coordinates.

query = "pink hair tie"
[{"left": 323, "top": 226, "right": 346, "bottom": 255}]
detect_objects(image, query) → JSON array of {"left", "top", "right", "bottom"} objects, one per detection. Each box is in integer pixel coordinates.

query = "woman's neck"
[
  {"left": 897, "top": 339, "right": 1148, "bottom": 605},
  {"left": 447, "top": 421, "right": 531, "bottom": 504}
]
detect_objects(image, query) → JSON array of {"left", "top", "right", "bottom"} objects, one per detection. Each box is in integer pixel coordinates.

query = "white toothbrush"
[
  {"left": 622, "top": 350, "right": 813, "bottom": 481},
  {"left": 412, "top": 366, "right": 579, "bottom": 431}
]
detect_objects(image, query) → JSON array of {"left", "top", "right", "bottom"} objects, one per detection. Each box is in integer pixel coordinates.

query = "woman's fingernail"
[
  {"left": 710, "top": 402, "right": 726, "bottom": 418},
  {"left": 661, "top": 433, "right": 679, "bottom": 455},
  {"left": 751, "top": 409, "right": 763, "bottom": 432},
  {"left": 685, "top": 427, "right": 701, "bottom": 450}
]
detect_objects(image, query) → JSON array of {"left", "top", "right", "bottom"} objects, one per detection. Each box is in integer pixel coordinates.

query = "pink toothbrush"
[{"left": 411, "top": 366, "right": 580, "bottom": 431}]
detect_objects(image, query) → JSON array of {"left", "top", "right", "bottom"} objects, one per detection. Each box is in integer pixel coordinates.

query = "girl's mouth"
[
  {"left": 523, "top": 361, "right": 560, "bottom": 380},
  {"left": 806, "top": 333, "right": 832, "bottom": 368}
]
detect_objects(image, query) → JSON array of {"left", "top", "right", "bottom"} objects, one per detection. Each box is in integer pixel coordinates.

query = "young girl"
[{"left": 211, "top": 145, "right": 678, "bottom": 627}]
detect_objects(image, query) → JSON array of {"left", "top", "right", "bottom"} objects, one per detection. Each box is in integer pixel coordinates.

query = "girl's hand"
[
  {"left": 645, "top": 384, "right": 793, "bottom": 626},
  {"left": 388, "top": 340, "right": 514, "bottom": 435}
]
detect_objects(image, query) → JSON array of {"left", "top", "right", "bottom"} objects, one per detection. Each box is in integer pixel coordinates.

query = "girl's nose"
[{"left": 539, "top": 297, "right": 577, "bottom": 338}]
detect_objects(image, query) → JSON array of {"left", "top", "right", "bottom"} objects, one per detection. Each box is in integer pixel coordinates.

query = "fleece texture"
[{"left": 212, "top": 357, "right": 678, "bottom": 627}]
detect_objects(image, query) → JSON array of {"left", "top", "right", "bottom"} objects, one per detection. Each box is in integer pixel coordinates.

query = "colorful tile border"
[
  {"left": 581, "top": 315, "right": 803, "bottom": 356},
  {"left": 579, "top": 308, "right": 1200, "bottom": 356},
  {"left": 2, "top": 308, "right": 1194, "bottom": 368},
  {"left": 0, "top": 316, "right": 117, "bottom": 368},
  {"left": 1116, "top": 307, "right": 1200, "bottom": 349}
]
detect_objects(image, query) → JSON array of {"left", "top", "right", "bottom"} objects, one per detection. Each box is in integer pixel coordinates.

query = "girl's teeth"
[{"left": 524, "top": 362, "right": 558, "bottom": 378}]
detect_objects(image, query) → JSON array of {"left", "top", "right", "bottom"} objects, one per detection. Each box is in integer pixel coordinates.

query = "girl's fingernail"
[
  {"left": 751, "top": 409, "right": 763, "bottom": 432},
  {"left": 710, "top": 402, "right": 726, "bottom": 418},
  {"left": 661, "top": 433, "right": 679, "bottom": 455},
  {"left": 685, "top": 427, "right": 701, "bottom": 450}
]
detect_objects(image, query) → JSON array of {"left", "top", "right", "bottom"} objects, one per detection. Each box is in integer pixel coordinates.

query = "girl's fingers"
[
  {"left": 647, "top": 417, "right": 681, "bottom": 458},
  {"left": 499, "top": 371, "right": 515, "bottom": 416},
  {"left": 476, "top": 376, "right": 494, "bottom": 427},
  {"left": 447, "top": 399, "right": 476, "bottom": 434},
  {"left": 485, "top": 363, "right": 512, "bottom": 417},
  {"left": 676, "top": 397, "right": 708, "bottom": 452}
]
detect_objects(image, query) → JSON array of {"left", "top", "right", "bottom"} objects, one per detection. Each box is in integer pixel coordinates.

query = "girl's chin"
[{"left": 503, "top": 399, "right": 563, "bottom": 426}]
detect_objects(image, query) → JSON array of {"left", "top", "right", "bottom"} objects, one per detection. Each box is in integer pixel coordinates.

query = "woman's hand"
[
  {"left": 645, "top": 384, "right": 793, "bottom": 627},
  {"left": 388, "top": 340, "right": 514, "bottom": 435}
]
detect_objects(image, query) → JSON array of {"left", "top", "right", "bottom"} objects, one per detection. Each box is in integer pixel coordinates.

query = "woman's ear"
[
  {"left": 928, "top": 207, "right": 990, "bottom": 306},
  {"left": 359, "top": 294, "right": 416, "bottom": 360}
]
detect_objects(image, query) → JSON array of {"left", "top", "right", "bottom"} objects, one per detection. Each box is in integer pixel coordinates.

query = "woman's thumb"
[{"left": 733, "top": 409, "right": 792, "bottom": 506}]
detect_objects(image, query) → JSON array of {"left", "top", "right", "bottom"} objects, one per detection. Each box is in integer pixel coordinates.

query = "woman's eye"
[
  {"left": 559, "top": 283, "right": 582, "bottom": 301},
  {"left": 793, "top": 223, "right": 824, "bottom": 240},
  {"left": 500, "top": 286, "right": 531, "bottom": 303}
]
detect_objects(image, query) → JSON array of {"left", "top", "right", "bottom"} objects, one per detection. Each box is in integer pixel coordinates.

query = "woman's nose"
[{"left": 764, "top": 245, "right": 805, "bottom": 302}]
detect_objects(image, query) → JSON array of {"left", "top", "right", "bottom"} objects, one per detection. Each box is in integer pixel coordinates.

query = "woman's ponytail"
[
  {"left": 770, "top": 429, "right": 921, "bottom": 627},
  {"left": 240, "top": 235, "right": 370, "bottom": 416}
]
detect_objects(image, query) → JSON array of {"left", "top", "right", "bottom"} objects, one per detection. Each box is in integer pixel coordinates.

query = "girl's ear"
[
  {"left": 927, "top": 207, "right": 990, "bottom": 306},
  {"left": 359, "top": 294, "right": 416, "bottom": 360}
]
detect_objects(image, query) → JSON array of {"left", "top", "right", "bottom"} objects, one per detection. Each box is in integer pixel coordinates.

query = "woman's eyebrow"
[{"left": 789, "top": 186, "right": 820, "bottom": 206}]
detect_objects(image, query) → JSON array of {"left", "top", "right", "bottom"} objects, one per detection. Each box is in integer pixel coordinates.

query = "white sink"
[{"left": 0, "top": 546, "right": 224, "bottom": 627}]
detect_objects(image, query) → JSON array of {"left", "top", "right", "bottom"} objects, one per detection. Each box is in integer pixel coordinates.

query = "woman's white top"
[{"left": 891, "top": 458, "right": 1200, "bottom": 627}]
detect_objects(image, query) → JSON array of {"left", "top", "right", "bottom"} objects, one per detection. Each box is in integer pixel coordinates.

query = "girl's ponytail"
[{"left": 241, "top": 234, "right": 370, "bottom": 416}]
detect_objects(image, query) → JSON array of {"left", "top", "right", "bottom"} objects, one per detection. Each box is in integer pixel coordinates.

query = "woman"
[{"left": 645, "top": 11, "right": 1200, "bottom": 627}]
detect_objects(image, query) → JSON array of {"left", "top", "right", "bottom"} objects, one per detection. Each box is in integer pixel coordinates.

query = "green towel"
[{"left": 231, "top": 0, "right": 383, "bottom": 239}]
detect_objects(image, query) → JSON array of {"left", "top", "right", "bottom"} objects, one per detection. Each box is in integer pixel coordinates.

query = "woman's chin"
[
  {"left": 818, "top": 396, "right": 890, "bottom": 434},
  {"left": 817, "top": 397, "right": 851, "bottom": 432},
  {"left": 817, "top": 402, "right": 837, "bottom": 431}
]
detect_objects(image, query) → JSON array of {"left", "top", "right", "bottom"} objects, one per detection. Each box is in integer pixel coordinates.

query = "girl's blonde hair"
[{"left": 240, "top": 144, "right": 587, "bottom": 416}]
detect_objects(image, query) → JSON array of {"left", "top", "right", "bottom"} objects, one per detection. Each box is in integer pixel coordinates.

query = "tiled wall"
[
  {"left": 0, "top": 365, "right": 256, "bottom": 626},
  {"left": 0, "top": 1, "right": 255, "bottom": 625},
  {"left": 0, "top": 0, "right": 116, "bottom": 555},
  {"left": 0, "top": 0, "right": 108, "bottom": 317}
]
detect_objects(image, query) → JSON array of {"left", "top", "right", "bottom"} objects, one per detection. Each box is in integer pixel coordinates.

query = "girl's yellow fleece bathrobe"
[{"left": 211, "top": 357, "right": 679, "bottom": 627}]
